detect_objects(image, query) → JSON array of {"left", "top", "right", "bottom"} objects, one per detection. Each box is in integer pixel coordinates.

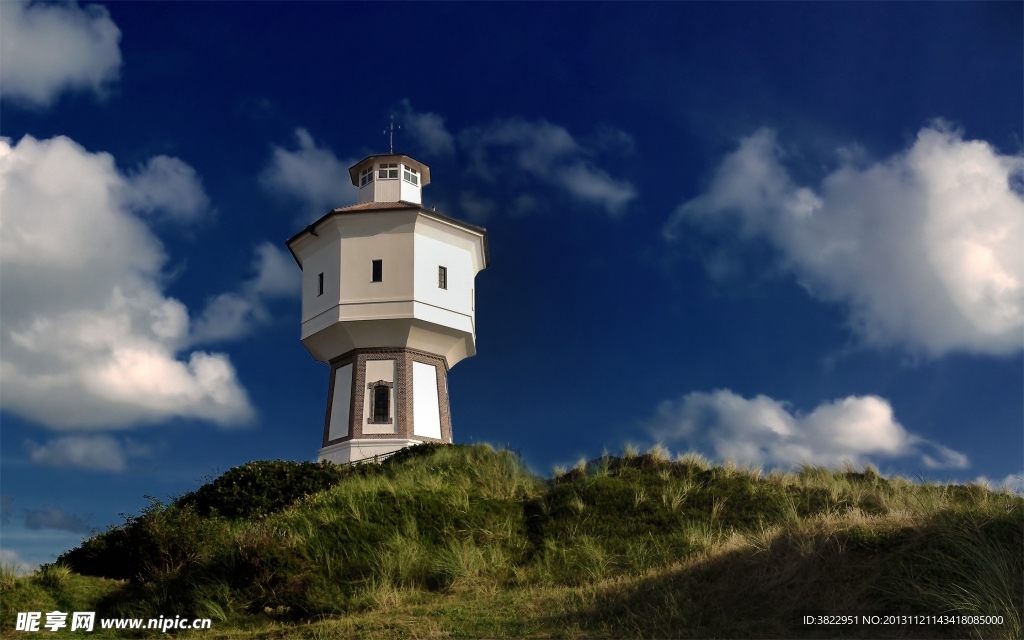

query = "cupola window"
[
  {"left": 377, "top": 163, "right": 399, "bottom": 179},
  {"left": 403, "top": 165, "right": 420, "bottom": 185},
  {"left": 371, "top": 259, "right": 382, "bottom": 282},
  {"left": 359, "top": 166, "right": 374, "bottom": 187},
  {"left": 438, "top": 266, "right": 447, "bottom": 289}
]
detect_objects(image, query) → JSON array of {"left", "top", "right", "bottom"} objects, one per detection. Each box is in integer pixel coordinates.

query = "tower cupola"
[{"left": 349, "top": 154, "right": 432, "bottom": 205}]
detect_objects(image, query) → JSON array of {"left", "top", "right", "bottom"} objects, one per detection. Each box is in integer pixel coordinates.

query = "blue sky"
[{"left": 1, "top": 2, "right": 1021, "bottom": 570}]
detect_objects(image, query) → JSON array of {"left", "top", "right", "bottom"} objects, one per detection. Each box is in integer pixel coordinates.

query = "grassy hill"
[{"left": 2, "top": 443, "right": 1021, "bottom": 638}]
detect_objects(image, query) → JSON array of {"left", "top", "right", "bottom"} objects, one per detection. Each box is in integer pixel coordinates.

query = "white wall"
[
  {"left": 399, "top": 178, "right": 422, "bottom": 204},
  {"left": 413, "top": 233, "right": 475, "bottom": 322},
  {"left": 358, "top": 183, "right": 373, "bottom": 204},
  {"left": 327, "top": 363, "right": 352, "bottom": 441},
  {"left": 300, "top": 233, "right": 341, "bottom": 324},
  {"left": 363, "top": 359, "right": 396, "bottom": 434},
  {"left": 412, "top": 362, "right": 442, "bottom": 439},
  {"left": 338, "top": 214, "right": 416, "bottom": 303}
]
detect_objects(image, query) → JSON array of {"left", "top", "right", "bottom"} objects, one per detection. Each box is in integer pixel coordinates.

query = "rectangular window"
[
  {"left": 359, "top": 167, "right": 374, "bottom": 186},
  {"left": 403, "top": 165, "right": 420, "bottom": 185},
  {"left": 378, "top": 163, "right": 398, "bottom": 179},
  {"left": 371, "top": 259, "right": 382, "bottom": 282},
  {"left": 438, "top": 266, "right": 447, "bottom": 289},
  {"left": 318, "top": 272, "right": 324, "bottom": 296}
]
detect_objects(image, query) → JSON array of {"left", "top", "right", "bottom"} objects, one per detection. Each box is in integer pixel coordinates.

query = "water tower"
[{"left": 286, "top": 152, "right": 488, "bottom": 464}]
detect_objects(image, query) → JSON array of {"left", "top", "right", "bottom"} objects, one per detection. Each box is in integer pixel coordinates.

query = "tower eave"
[{"left": 284, "top": 204, "right": 490, "bottom": 269}]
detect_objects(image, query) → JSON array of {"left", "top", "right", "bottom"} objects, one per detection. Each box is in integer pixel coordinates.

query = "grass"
[{"left": 2, "top": 443, "right": 1021, "bottom": 638}]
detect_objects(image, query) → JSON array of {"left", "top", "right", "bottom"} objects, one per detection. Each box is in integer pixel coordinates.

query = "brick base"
[{"left": 321, "top": 347, "right": 453, "bottom": 450}]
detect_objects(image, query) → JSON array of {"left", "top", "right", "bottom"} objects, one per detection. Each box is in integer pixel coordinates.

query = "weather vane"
[{"left": 384, "top": 116, "right": 401, "bottom": 154}]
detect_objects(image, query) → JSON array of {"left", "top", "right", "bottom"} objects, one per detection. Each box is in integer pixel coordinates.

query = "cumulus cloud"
[
  {"left": 0, "top": 549, "right": 33, "bottom": 575},
  {"left": 26, "top": 434, "right": 147, "bottom": 472},
  {"left": 189, "top": 241, "right": 299, "bottom": 344},
  {"left": 261, "top": 128, "right": 358, "bottom": 219},
  {"left": 645, "top": 389, "right": 969, "bottom": 470},
  {"left": 279, "top": 108, "right": 636, "bottom": 218},
  {"left": 122, "top": 156, "right": 211, "bottom": 224},
  {"left": 460, "top": 118, "right": 637, "bottom": 216},
  {"left": 24, "top": 505, "right": 91, "bottom": 534},
  {"left": 0, "top": 134, "right": 254, "bottom": 429},
  {"left": 397, "top": 99, "right": 455, "bottom": 155},
  {"left": 0, "top": 0, "right": 122, "bottom": 108},
  {"left": 666, "top": 123, "right": 1024, "bottom": 357}
]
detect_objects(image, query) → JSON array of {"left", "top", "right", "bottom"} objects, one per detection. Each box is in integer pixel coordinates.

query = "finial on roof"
[{"left": 384, "top": 115, "right": 401, "bottom": 154}]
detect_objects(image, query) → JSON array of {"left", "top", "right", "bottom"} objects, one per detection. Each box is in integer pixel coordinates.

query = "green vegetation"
[{"left": 2, "top": 443, "right": 1021, "bottom": 638}]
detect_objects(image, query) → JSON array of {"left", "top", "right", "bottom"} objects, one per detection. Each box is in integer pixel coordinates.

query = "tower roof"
[{"left": 348, "top": 154, "right": 431, "bottom": 187}]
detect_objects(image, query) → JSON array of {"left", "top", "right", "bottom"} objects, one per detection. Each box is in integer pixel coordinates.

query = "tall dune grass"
[{"left": 0, "top": 442, "right": 1014, "bottom": 639}]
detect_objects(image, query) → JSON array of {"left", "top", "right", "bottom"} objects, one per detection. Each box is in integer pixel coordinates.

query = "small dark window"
[
  {"left": 372, "top": 386, "right": 389, "bottom": 423},
  {"left": 317, "top": 272, "right": 324, "bottom": 296},
  {"left": 371, "top": 259, "right": 382, "bottom": 282},
  {"left": 438, "top": 266, "right": 447, "bottom": 289}
]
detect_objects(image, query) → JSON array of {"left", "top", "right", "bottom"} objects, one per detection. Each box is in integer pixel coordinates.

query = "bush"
[
  {"left": 34, "top": 563, "right": 72, "bottom": 589},
  {"left": 58, "top": 498, "right": 232, "bottom": 582},
  {"left": 175, "top": 460, "right": 356, "bottom": 520}
]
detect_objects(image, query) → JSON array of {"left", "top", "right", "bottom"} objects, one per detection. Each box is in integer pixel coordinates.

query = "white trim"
[
  {"left": 419, "top": 210, "right": 486, "bottom": 241},
  {"left": 302, "top": 298, "right": 474, "bottom": 328},
  {"left": 317, "top": 438, "right": 426, "bottom": 464}
]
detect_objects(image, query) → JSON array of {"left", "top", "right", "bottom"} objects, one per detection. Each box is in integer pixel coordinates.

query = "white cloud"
[
  {"left": 460, "top": 118, "right": 637, "bottom": 216},
  {"left": 23, "top": 505, "right": 91, "bottom": 533},
  {"left": 975, "top": 473, "right": 1024, "bottom": 495},
  {"left": 645, "top": 389, "right": 969, "bottom": 470},
  {"left": 0, "top": 549, "right": 33, "bottom": 575},
  {"left": 260, "top": 128, "right": 358, "bottom": 220},
  {"left": 27, "top": 434, "right": 146, "bottom": 472},
  {"left": 275, "top": 111, "right": 636, "bottom": 219},
  {"left": 247, "top": 241, "right": 300, "bottom": 298},
  {"left": 666, "top": 123, "right": 1024, "bottom": 357},
  {"left": 0, "top": 134, "right": 254, "bottom": 429},
  {"left": 398, "top": 100, "right": 455, "bottom": 155},
  {"left": 188, "top": 241, "right": 299, "bottom": 345},
  {"left": 458, "top": 191, "right": 496, "bottom": 223},
  {"left": 0, "top": 0, "right": 122, "bottom": 108},
  {"left": 122, "top": 156, "right": 211, "bottom": 224}
]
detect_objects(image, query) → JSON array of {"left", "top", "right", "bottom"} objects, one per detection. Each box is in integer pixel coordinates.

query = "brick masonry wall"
[{"left": 321, "top": 347, "right": 453, "bottom": 447}]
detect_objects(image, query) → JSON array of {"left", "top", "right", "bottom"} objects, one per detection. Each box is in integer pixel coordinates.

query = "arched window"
[{"left": 367, "top": 380, "right": 394, "bottom": 424}]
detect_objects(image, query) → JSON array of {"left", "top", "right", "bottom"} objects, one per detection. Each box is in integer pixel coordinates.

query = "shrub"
[
  {"left": 176, "top": 460, "right": 357, "bottom": 520},
  {"left": 35, "top": 563, "right": 72, "bottom": 589},
  {"left": 59, "top": 499, "right": 231, "bottom": 582}
]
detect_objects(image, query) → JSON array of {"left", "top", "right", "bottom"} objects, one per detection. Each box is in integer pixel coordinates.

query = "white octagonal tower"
[{"left": 286, "top": 153, "right": 488, "bottom": 464}]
